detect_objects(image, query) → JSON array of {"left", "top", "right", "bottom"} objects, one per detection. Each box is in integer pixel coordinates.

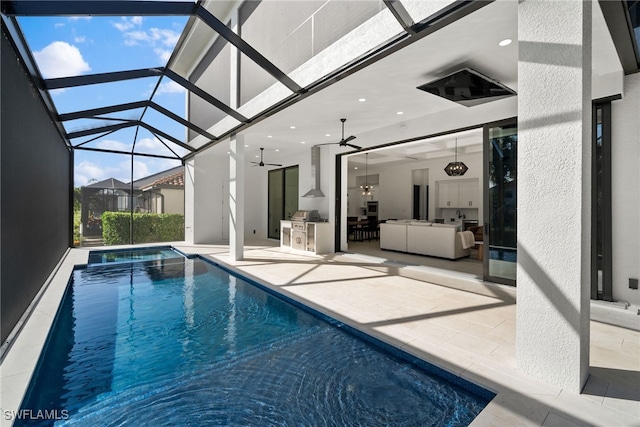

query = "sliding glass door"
[
  {"left": 484, "top": 120, "right": 517, "bottom": 285},
  {"left": 268, "top": 166, "right": 299, "bottom": 239}
]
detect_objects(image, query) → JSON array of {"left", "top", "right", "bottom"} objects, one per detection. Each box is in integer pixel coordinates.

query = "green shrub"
[
  {"left": 101, "top": 212, "right": 184, "bottom": 245},
  {"left": 73, "top": 211, "right": 82, "bottom": 245}
]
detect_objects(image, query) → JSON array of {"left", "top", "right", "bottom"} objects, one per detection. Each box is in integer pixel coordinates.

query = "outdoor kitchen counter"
[{"left": 280, "top": 220, "right": 332, "bottom": 254}]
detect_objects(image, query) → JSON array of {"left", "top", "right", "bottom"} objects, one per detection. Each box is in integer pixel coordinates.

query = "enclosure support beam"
[{"left": 229, "top": 133, "right": 245, "bottom": 261}]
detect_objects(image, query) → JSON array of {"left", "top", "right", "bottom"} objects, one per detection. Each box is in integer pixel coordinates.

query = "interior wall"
[
  {"left": 1, "top": 30, "right": 71, "bottom": 344},
  {"left": 611, "top": 73, "right": 640, "bottom": 305}
]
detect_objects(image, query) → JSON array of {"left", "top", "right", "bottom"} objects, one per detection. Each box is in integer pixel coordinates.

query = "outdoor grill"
[
  {"left": 290, "top": 210, "right": 321, "bottom": 251},
  {"left": 291, "top": 210, "right": 321, "bottom": 223}
]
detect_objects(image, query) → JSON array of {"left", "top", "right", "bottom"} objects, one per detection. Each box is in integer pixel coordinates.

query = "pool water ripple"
[{"left": 18, "top": 256, "right": 492, "bottom": 426}]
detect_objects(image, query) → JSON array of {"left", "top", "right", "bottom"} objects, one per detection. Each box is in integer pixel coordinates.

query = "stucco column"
[
  {"left": 184, "top": 158, "right": 195, "bottom": 244},
  {"left": 516, "top": 0, "right": 591, "bottom": 392},
  {"left": 229, "top": 133, "right": 244, "bottom": 260}
]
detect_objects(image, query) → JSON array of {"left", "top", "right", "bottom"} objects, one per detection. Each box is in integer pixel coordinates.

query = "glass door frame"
[
  {"left": 591, "top": 98, "right": 616, "bottom": 301},
  {"left": 483, "top": 117, "right": 517, "bottom": 286},
  {"left": 267, "top": 165, "right": 299, "bottom": 240}
]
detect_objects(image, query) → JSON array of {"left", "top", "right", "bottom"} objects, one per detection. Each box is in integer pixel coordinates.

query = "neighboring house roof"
[
  {"left": 132, "top": 166, "right": 184, "bottom": 189},
  {"left": 83, "top": 178, "right": 130, "bottom": 190},
  {"left": 140, "top": 169, "right": 185, "bottom": 191}
]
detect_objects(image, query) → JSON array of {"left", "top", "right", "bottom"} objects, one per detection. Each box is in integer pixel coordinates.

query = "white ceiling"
[
  {"left": 230, "top": 0, "right": 621, "bottom": 170},
  {"left": 239, "top": 0, "right": 517, "bottom": 165}
]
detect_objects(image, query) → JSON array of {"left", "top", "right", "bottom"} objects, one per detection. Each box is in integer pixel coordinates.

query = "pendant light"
[
  {"left": 360, "top": 153, "right": 373, "bottom": 195},
  {"left": 444, "top": 138, "right": 468, "bottom": 176}
]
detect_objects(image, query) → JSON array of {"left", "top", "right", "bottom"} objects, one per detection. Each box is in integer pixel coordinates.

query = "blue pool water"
[
  {"left": 86, "top": 246, "right": 185, "bottom": 266},
  {"left": 19, "top": 254, "right": 494, "bottom": 426}
]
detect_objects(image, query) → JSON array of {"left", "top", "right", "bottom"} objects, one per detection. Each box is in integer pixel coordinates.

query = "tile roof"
[
  {"left": 133, "top": 166, "right": 184, "bottom": 189},
  {"left": 145, "top": 170, "right": 184, "bottom": 188}
]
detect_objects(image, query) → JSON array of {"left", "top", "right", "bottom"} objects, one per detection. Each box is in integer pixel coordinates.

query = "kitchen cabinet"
[
  {"left": 438, "top": 181, "right": 459, "bottom": 207},
  {"left": 305, "top": 222, "right": 333, "bottom": 254},
  {"left": 280, "top": 220, "right": 292, "bottom": 247},
  {"left": 281, "top": 220, "right": 332, "bottom": 254},
  {"left": 458, "top": 180, "right": 479, "bottom": 207},
  {"left": 438, "top": 179, "right": 479, "bottom": 208}
]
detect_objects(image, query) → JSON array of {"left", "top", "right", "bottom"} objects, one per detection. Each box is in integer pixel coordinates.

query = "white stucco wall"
[
  {"left": 184, "top": 158, "right": 195, "bottom": 243},
  {"left": 186, "top": 141, "right": 338, "bottom": 244},
  {"left": 612, "top": 73, "right": 640, "bottom": 305},
  {"left": 185, "top": 143, "right": 230, "bottom": 244},
  {"left": 516, "top": 0, "right": 591, "bottom": 392},
  {"left": 297, "top": 145, "right": 336, "bottom": 221}
]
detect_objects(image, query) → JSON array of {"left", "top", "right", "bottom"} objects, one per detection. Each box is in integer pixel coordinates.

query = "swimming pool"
[{"left": 18, "top": 252, "right": 494, "bottom": 426}]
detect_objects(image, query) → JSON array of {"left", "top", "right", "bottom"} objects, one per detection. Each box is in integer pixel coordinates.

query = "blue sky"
[{"left": 18, "top": 14, "right": 190, "bottom": 186}]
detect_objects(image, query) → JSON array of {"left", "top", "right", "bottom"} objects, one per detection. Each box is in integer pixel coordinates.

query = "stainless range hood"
[{"left": 302, "top": 146, "right": 325, "bottom": 198}]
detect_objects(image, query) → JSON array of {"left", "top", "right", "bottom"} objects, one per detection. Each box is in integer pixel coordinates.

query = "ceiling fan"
[
  {"left": 317, "top": 118, "right": 361, "bottom": 150},
  {"left": 251, "top": 147, "right": 282, "bottom": 167}
]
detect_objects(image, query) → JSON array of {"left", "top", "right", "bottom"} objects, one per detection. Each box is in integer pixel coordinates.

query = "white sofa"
[{"left": 380, "top": 220, "right": 471, "bottom": 259}]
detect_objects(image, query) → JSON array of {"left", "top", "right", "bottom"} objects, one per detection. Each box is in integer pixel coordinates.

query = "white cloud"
[
  {"left": 155, "top": 80, "right": 186, "bottom": 95},
  {"left": 69, "top": 17, "right": 92, "bottom": 22},
  {"left": 121, "top": 26, "right": 181, "bottom": 62},
  {"left": 33, "top": 41, "right": 91, "bottom": 79},
  {"left": 137, "top": 137, "right": 159, "bottom": 149},
  {"left": 74, "top": 36, "right": 86, "bottom": 43},
  {"left": 75, "top": 160, "right": 110, "bottom": 186},
  {"left": 155, "top": 48, "right": 172, "bottom": 63},
  {"left": 131, "top": 160, "right": 151, "bottom": 180},
  {"left": 112, "top": 16, "right": 143, "bottom": 32},
  {"left": 96, "top": 139, "right": 132, "bottom": 152},
  {"left": 54, "top": 22, "right": 65, "bottom": 28}
]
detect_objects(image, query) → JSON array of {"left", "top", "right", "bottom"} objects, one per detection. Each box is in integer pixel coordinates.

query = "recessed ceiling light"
[
  {"left": 301, "top": 141, "right": 306, "bottom": 144},
  {"left": 290, "top": 126, "right": 296, "bottom": 129},
  {"left": 267, "top": 135, "right": 272, "bottom": 138},
  {"left": 244, "top": 144, "right": 249, "bottom": 147},
  {"left": 499, "top": 38, "right": 512, "bottom": 47},
  {"left": 354, "top": 167, "right": 358, "bottom": 170},
  {"left": 227, "top": 151, "right": 230, "bottom": 154},
  {"left": 358, "top": 98, "right": 366, "bottom": 102},
  {"left": 325, "top": 134, "right": 331, "bottom": 137},
  {"left": 255, "top": 155, "right": 259, "bottom": 158},
  {"left": 275, "top": 149, "right": 280, "bottom": 152},
  {"left": 397, "top": 111, "right": 404, "bottom": 115}
]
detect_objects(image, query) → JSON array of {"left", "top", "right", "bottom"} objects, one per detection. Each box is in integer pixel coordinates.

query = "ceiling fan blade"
[
  {"left": 343, "top": 135, "right": 357, "bottom": 143},
  {"left": 266, "top": 163, "right": 283, "bottom": 167},
  {"left": 314, "top": 142, "right": 337, "bottom": 146},
  {"left": 250, "top": 161, "right": 259, "bottom": 164},
  {"left": 345, "top": 142, "right": 362, "bottom": 150}
]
